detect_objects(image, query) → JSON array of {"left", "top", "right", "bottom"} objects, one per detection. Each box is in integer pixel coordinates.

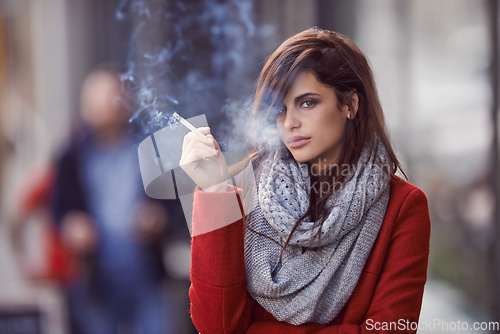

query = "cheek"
[
  {"left": 276, "top": 119, "right": 286, "bottom": 140},
  {"left": 318, "top": 113, "right": 346, "bottom": 141}
]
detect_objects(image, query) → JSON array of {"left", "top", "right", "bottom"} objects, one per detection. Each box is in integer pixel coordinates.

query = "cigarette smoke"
[{"left": 116, "top": 0, "right": 278, "bottom": 152}]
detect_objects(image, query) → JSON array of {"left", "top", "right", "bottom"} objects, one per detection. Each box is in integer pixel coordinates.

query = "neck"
[{"left": 310, "top": 157, "right": 338, "bottom": 176}]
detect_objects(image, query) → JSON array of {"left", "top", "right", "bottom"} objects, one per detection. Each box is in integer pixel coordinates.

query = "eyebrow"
[{"left": 294, "top": 92, "right": 320, "bottom": 104}]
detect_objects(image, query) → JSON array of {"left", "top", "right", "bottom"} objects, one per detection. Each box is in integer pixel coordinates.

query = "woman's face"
[{"left": 276, "top": 71, "right": 349, "bottom": 172}]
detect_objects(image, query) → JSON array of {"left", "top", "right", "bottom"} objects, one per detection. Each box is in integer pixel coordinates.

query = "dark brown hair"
[{"left": 247, "top": 27, "right": 404, "bottom": 251}]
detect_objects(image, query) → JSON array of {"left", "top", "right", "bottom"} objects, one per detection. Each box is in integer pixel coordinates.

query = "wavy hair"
[{"left": 246, "top": 27, "right": 404, "bottom": 251}]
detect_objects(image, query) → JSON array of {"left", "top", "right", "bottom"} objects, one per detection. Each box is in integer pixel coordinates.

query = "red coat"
[{"left": 189, "top": 177, "right": 430, "bottom": 333}]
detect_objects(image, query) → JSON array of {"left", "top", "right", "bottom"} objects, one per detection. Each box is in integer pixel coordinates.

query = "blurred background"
[{"left": 0, "top": 0, "right": 498, "bottom": 333}]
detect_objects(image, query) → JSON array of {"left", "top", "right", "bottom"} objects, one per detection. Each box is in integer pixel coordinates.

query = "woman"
[{"left": 180, "top": 27, "right": 430, "bottom": 333}]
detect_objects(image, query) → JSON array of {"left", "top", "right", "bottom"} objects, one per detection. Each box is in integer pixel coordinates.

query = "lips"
[{"left": 287, "top": 135, "right": 311, "bottom": 148}]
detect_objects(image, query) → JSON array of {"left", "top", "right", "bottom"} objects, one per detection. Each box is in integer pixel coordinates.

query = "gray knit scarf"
[{"left": 244, "top": 140, "right": 391, "bottom": 325}]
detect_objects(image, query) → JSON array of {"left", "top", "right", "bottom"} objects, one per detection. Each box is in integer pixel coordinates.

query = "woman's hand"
[{"left": 179, "top": 127, "right": 229, "bottom": 192}]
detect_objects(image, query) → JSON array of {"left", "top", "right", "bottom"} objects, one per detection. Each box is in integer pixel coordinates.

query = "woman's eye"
[
  {"left": 277, "top": 105, "right": 287, "bottom": 115},
  {"left": 301, "top": 99, "right": 316, "bottom": 108}
]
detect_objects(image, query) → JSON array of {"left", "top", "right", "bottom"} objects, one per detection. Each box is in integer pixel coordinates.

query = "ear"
[{"left": 348, "top": 91, "right": 359, "bottom": 119}]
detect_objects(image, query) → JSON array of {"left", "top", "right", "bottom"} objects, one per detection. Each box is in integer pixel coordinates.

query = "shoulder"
[
  {"left": 385, "top": 176, "right": 430, "bottom": 241},
  {"left": 388, "top": 176, "right": 428, "bottom": 212}
]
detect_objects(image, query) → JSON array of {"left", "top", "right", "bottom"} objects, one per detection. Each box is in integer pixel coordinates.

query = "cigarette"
[{"left": 173, "top": 112, "right": 205, "bottom": 136}]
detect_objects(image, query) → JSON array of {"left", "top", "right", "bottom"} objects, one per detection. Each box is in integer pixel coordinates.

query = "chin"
[
  {"left": 293, "top": 157, "right": 310, "bottom": 163},
  {"left": 289, "top": 152, "right": 315, "bottom": 163}
]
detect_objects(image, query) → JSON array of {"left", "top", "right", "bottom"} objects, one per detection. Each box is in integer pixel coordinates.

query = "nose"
[{"left": 282, "top": 107, "right": 301, "bottom": 130}]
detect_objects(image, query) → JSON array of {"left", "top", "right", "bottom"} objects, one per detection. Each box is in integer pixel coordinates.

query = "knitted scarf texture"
[{"left": 244, "top": 140, "right": 391, "bottom": 325}]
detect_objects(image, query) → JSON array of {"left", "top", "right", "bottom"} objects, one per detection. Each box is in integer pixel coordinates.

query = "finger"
[
  {"left": 182, "top": 137, "right": 215, "bottom": 159},
  {"left": 206, "top": 134, "right": 221, "bottom": 151},
  {"left": 197, "top": 127, "right": 211, "bottom": 135},
  {"left": 182, "top": 129, "right": 214, "bottom": 151},
  {"left": 182, "top": 147, "right": 218, "bottom": 167},
  {"left": 185, "top": 140, "right": 218, "bottom": 157},
  {"left": 189, "top": 147, "right": 218, "bottom": 160},
  {"left": 180, "top": 142, "right": 218, "bottom": 165}
]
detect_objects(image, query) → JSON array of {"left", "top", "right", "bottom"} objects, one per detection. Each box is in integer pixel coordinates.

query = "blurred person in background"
[{"left": 52, "top": 64, "right": 184, "bottom": 334}]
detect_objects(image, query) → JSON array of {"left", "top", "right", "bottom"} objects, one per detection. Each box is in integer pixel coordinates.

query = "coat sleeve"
[
  {"left": 189, "top": 186, "right": 253, "bottom": 334},
  {"left": 246, "top": 187, "right": 431, "bottom": 334}
]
